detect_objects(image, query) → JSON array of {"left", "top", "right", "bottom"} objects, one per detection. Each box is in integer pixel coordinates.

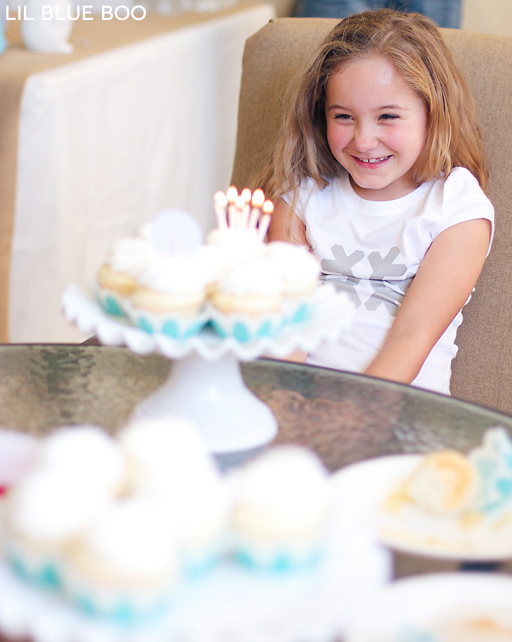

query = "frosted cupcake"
[
  {"left": 209, "top": 258, "right": 285, "bottom": 342},
  {"left": 265, "top": 241, "right": 321, "bottom": 323},
  {"left": 3, "top": 469, "right": 116, "bottom": 591},
  {"left": 118, "top": 418, "right": 230, "bottom": 576},
  {"left": 228, "top": 445, "right": 333, "bottom": 570},
  {"left": 62, "top": 497, "right": 178, "bottom": 624},
  {"left": 2, "top": 426, "right": 126, "bottom": 590},
  {"left": 96, "top": 235, "right": 154, "bottom": 317},
  {"left": 128, "top": 255, "right": 208, "bottom": 338}
]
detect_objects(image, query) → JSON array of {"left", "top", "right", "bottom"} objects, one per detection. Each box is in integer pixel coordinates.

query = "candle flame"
[
  {"left": 251, "top": 189, "right": 265, "bottom": 208},
  {"left": 214, "top": 191, "right": 228, "bottom": 207},
  {"left": 226, "top": 186, "right": 238, "bottom": 203},
  {"left": 262, "top": 200, "right": 274, "bottom": 215}
]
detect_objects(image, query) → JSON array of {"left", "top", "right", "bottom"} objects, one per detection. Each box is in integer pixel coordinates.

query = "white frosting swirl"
[
  {"left": 137, "top": 255, "right": 206, "bottom": 294},
  {"left": 79, "top": 498, "right": 177, "bottom": 576},
  {"left": 230, "top": 446, "right": 332, "bottom": 530},
  {"left": 265, "top": 242, "right": 321, "bottom": 284},
  {"left": 38, "top": 425, "right": 126, "bottom": 494},
  {"left": 205, "top": 228, "right": 266, "bottom": 262},
  {"left": 194, "top": 245, "right": 231, "bottom": 284},
  {"left": 107, "top": 237, "right": 154, "bottom": 277},
  {"left": 7, "top": 469, "right": 113, "bottom": 540},
  {"left": 217, "top": 258, "right": 283, "bottom": 296},
  {"left": 119, "top": 418, "right": 215, "bottom": 490}
]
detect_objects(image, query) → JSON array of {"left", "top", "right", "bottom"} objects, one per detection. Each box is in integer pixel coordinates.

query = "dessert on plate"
[{"left": 379, "top": 427, "right": 512, "bottom": 557}]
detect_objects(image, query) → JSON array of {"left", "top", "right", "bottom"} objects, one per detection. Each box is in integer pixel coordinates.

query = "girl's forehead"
[{"left": 328, "top": 55, "right": 414, "bottom": 93}]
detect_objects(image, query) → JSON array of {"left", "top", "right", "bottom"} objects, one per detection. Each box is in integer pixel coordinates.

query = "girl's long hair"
[{"left": 256, "top": 9, "right": 489, "bottom": 207}]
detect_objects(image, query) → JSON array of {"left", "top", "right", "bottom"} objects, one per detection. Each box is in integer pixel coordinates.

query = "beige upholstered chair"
[{"left": 231, "top": 18, "right": 512, "bottom": 415}]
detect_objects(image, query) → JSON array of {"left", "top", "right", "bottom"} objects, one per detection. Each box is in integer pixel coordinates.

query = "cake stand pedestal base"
[{"left": 132, "top": 353, "right": 278, "bottom": 453}]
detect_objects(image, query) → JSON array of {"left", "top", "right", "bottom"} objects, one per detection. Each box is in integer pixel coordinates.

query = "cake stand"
[{"left": 62, "top": 284, "right": 353, "bottom": 453}]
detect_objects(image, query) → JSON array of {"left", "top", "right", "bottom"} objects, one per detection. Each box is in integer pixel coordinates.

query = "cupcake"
[
  {"left": 209, "top": 258, "right": 285, "bottom": 341},
  {"left": 228, "top": 445, "right": 333, "bottom": 571},
  {"left": 265, "top": 241, "right": 321, "bottom": 323},
  {"left": 118, "top": 418, "right": 230, "bottom": 576},
  {"left": 405, "top": 450, "right": 479, "bottom": 517},
  {"left": 96, "top": 235, "right": 154, "bottom": 317},
  {"left": 62, "top": 497, "right": 178, "bottom": 624},
  {"left": 3, "top": 469, "right": 116, "bottom": 591},
  {"left": 128, "top": 255, "right": 208, "bottom": 338},
  {"left": 2, "top": 425, "right": 127, "bottom": 590}
]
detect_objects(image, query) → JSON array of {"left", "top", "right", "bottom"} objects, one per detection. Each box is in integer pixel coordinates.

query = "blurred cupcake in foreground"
[
  {"left": 228, "top": 445, "right": 333, "bottom": 571},
  {"left": 118, "top": 418, "right": 230, "bottom": 576},
  {"left": 62, "top": 497, "right": 178, "bottom": 624},
  {"left": 3, "top": 469, "right": 116, "bottom": 592},
  {"left": 2, "top": 426, "right": 126, "bottom": 591}
]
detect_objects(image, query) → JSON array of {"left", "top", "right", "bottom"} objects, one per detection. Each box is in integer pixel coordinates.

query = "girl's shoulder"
[{"left": 439, "top": 167, "right": 489, "bottom": 201}]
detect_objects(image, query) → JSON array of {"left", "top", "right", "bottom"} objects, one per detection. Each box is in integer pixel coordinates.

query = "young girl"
[{"left": 260, "top": 9, "right": 494, "bottom": 395}]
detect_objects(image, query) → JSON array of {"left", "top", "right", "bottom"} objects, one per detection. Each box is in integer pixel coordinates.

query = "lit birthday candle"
[
  {"left": 258, "top": 200, "right": 274, "bottom": 240},
  {"left": 226, "top": 185, "right": 238, "bottom": 227},
  {"left": 233, "top": 195, "right": 245, "bottom": 228},
  {"left": 249, "top": 189, "right": 265, "bottom": 229},
  {"left": 213, "top": 191, "right": 228, "bottom": 229},
  {"left": 241, "top": 188, "right": 252, "bottom": 227}
]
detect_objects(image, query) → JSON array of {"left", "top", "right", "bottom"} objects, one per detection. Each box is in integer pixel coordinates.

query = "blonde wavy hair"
[{"left": 256, "top": 9, "right": 488, "bottom": 209}]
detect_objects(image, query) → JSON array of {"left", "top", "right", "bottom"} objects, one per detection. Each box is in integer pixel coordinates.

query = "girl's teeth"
[{"left": 359, "top": 156, "right": 389, "bottom": 163}]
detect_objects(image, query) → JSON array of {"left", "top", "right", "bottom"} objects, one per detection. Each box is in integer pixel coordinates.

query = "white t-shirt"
[{"left": 285, "top": 167, "right": 494, "bottom": 395}]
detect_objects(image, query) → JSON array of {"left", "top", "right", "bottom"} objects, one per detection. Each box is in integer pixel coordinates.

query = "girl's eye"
[
  {"left": 380, "top": 114, "right": 399, "bottom": 120},
  {"left": 334, "top": 114, "right": 352, "bottom": 120}
]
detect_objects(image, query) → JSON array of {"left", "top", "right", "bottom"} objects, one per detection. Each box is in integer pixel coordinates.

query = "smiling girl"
[{"left": 259, "top": 9, "right": 494, "bottom": 394}]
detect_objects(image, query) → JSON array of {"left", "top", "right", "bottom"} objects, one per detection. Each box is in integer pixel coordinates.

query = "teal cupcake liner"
[
  {"left": 70, "top": 589, "right": 172, "bottom": 625},
  {"left": 207, "top": 305, "right": 285, "bottom": 343},
  {"left": 231, "top": 541, "right": 323, "bottom": 572},
  {"left": 5, "top": 541, "right": 63, "bottom": 592},
  {"left": 125, "top": 304, "right": 209, "bottom": 340},
  {"left": 93, "top": 284, "right": 130, "bottom": 319}
]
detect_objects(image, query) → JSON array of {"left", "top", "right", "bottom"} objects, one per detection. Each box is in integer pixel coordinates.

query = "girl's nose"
[{"left": 352, "top": 122, "right": 378, "bottom": 152}]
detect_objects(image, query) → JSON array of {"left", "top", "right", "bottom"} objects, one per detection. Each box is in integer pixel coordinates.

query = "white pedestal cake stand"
[{"left": 62, "top": 285, "right": 353, "bottom": 453}]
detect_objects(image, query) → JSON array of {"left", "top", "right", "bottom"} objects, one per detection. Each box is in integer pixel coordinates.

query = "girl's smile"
[{"left": 325, "top": 56, "right": 428, "bottom": 201}]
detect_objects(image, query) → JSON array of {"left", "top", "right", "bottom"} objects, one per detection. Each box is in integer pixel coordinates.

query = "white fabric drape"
[{"left": 9, "top": 3, "right": 274, "bottom": 343}]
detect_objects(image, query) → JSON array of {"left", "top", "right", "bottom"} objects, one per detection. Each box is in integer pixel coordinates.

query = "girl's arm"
[
  {"left": 267, "top": 198, "right": 309, "bottom": 245},
  {"left": 364, "top": 218, "right": 492, "bottom": 385}
]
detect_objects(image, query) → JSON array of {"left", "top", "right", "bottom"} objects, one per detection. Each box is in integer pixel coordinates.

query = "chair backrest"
[{"left": 231, "top": 18, "right": 512, "bottom": 414}]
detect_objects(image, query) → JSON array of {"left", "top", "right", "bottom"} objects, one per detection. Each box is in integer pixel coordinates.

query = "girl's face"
[{"left": 325, "top": 55, "right": 428, "bottom": 201}]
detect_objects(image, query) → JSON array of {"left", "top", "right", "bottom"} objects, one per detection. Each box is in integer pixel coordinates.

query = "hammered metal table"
[{"left": 1, "top": 343, "right": 512, "bottom": 579}]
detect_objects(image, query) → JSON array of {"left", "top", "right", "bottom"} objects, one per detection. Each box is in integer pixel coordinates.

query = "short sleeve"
[
  {"left": 281, "top": 178, "right": 318, "bottom": 225},
  {"left": 436, "top": 168, "right": 494, "bottom": 255}
]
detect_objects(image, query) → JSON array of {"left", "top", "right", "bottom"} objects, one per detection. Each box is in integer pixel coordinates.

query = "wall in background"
[
  {"left": 270, "top": 0, "right": 512, "bottom": 36},
  {"left": 462, "top": 0, "right": 512, "bottom": 36}
]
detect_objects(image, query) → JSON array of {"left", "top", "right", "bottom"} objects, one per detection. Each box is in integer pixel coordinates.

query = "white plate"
[
  {"left": 345, "top": 572, "right": 512, "bottom": 642},
  {"left": 0, "top": 495, "right": 391, "bottom": 642},
  {"left": 332, "top": 455, "right": 512, "bottom": 561}
]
